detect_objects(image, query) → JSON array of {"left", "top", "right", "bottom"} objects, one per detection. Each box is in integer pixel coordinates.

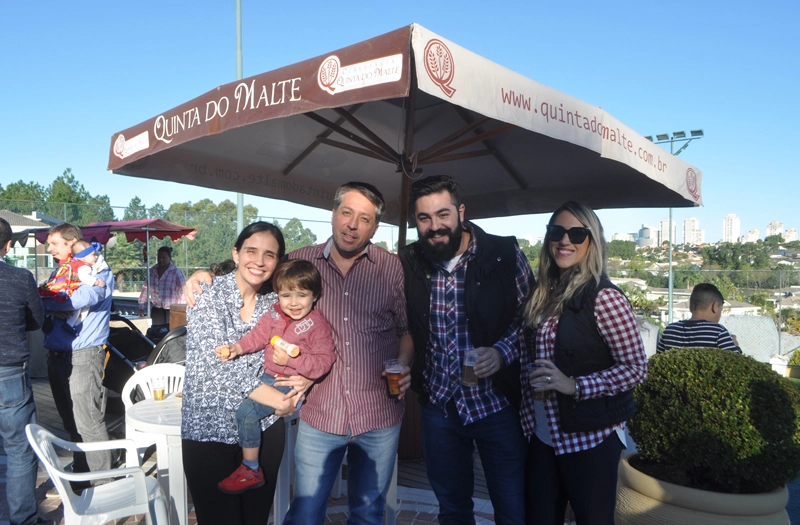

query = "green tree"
[
  {"left": 608, "top": 240, "right": 636, "bottom": 260},
  {"left": 122, "top": 197, "right": 148, "bottom": 221},
  {"left": 710, "top": 276, "right": 742, "bottom": 302},
  {"left": 522, "top": 243, "right": 541, "bottom": 267},
  {"left": 619, "top": 284, "right": 663, "bottom": 323},
  {"left": 373, "top": 241, "right": 389, "bottom": 252},
  {"left": 765, "top": 235, "right": 783, "bottom": 250},
  {"left": 699, "top": 242, "right": 771, "bottom": 270},
  {"left": 783, "top": 308, "right": 800, "bottom": 335},
  {"left": 167, "top": 199, "right": 258, "bottom": 269},
  {"left": 749, "top": 291, "right": 774, "bottom": 312},
  {"left": 279, "top": 218, "right": 317, "bottom": 253},
  {"left": 673, "top": 265, "right": 703, "bottom": 289},
  {"left": 149, "top": 203, "right": 167, "bottom": 219},
  {"left": 0, "top": 180, "right": 47, "bottom": 214},
  {"left": 44, "top": 168, "right": 114, "bottom": 224}
]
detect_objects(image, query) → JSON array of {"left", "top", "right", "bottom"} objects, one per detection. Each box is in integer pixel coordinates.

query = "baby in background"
[
  {"left": 39, "top": 240, "right": 108, "bottom": 335},
  {"left": 71, "top": 240, "right": 108, "bottom": 289},
  {"left": 215, "top": 259, "right": 336, "bottom": 494}
]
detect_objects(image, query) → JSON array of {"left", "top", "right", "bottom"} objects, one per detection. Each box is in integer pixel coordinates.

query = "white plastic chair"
[
  {"left": 26, "top": 423, "right": 168, "bottom": 525},
  {"left": 121, "top": 363, "right": 185, "bottom": 408},
  {"left": 121, "top": 363, "right": 185, "bottom": 462}
]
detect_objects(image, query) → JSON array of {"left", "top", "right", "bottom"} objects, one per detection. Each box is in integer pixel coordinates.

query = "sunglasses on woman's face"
[{"left": 546, "top": 224, "right": 591, "bottom": 244}]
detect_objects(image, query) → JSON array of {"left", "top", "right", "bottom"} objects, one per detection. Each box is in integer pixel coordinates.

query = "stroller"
[{"left": 103, "top": 313, "right": 186, "bottom": 397}]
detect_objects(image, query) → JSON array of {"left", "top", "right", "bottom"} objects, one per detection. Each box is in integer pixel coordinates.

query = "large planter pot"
[
  {"left": 786, "top": 365, "right": 800, "bottom": 379},
  {"left": 615, "top": 455, "right": 789, "bottom": 524}
]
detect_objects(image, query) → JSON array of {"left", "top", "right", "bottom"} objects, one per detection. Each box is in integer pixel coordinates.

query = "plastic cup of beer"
[
  {"left": 462, "top": 348, "right": 482, "bottom": 387},
  {"left": 152, "top": 377, "right": 166, "bottom": 401},
  {"left": 384, "top": 359, "right": 404, "bottom": 396},
  {"left": 527, "top": 363, "right": 547, "bottom": 401}
]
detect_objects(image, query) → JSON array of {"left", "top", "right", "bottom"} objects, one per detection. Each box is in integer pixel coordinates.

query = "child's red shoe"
[{"left": 217, "top": 463, "right": 265, "bottom": 494}]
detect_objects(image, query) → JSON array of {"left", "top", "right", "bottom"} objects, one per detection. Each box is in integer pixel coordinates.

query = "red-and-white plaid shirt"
[
  {"left": 520, "top": 288, "right": 647, "bottom": 455},
  {"left": 138, "top": 263, "right": 186, "bottom": 309}
]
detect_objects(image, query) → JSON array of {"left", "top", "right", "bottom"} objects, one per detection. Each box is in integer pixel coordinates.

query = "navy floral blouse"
[{"left": 181, "top": 272, "right": 279, "bottom": 443}]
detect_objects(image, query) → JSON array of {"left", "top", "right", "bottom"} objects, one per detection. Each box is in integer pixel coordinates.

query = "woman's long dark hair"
[{"left": 233, "top": 221, "right": 286, "bottom": 294}]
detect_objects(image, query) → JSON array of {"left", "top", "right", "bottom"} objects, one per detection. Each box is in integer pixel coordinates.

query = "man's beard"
[{"left": 419, "top": 222, "right": 464, "bottom": 263}]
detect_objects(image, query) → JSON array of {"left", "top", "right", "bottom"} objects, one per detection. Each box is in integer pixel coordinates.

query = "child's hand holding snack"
[{"left": 215, "top": 343, "right": 241, "bottom": 361}]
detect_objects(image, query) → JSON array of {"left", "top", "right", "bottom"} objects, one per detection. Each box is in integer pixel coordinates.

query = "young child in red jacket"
[{"left": 215, "top": 259, "right": 335, "bottom": 494}]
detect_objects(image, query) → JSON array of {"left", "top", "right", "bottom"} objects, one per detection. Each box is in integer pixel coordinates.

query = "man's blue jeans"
[
  {"left": 421, "top": 401, "right": 527, "bottom": 525},
  {"left": 47, "top": 346, "right": 110, "bottom": 474},
  {"left": 283, "top": 420, "right": 400, "bottom": 525},
  {"left": 0, "top": 363, "right": 39, "bottom": 525}
]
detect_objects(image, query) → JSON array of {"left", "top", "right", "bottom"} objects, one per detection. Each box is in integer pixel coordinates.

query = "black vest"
[
  {"left": 552, "top": 278, "right": 637, "bottom": 433},
  {"left": 400, "top": 223, "right": 523, "bottom": 406}
]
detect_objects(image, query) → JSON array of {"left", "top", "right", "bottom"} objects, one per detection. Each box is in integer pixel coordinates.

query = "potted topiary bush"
[{"left": 616, "top": 348, "right": 800, "bottom": 524}]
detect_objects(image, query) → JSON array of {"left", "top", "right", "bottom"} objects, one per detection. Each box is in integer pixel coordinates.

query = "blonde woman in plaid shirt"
[
  {"left": 138, "top": 246, "right": 186, "bottom": 324},
  {"left": 521, "top": 201, "right": 647, "bottom": 525}
]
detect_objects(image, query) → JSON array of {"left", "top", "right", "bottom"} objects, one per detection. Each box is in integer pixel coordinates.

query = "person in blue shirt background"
[{"left": 42, "top": 222, "right": 114, "bottom": 482}]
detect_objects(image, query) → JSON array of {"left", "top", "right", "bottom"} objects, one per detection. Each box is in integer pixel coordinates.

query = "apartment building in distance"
[
  {"left": 637, "top": 224, "right": 657, "bottom": 247},
  {"left": 658, "top": 218, "right": 677, "bottom": 246},
  {"left": 742, "top": 229, "right": 761, "bottom": 243},
  {"left": 682, "top": 217, "right": 705, "bottom": 246},
  {"left": 767, "top": 221, "right": 784, "bottom": 238},
  {"left": 723, "top": 214, "right": 740, "bottom": 243}
]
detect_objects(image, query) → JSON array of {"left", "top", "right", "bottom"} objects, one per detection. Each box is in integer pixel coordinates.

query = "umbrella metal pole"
[
  {"left": 399, "top": 176, "right": 409, "bottom": 248},
  {"left": 398, "top": 64, "right": 417, "bottom": 249},
  {"left": 668, "top": 208, "right": 673, "bottom": 324},
  {"left": 146, "top": 235, "right": 151, "bottom": 320},
  {"left": 235, "top": 0, "right": 244, "bottom": 233}
]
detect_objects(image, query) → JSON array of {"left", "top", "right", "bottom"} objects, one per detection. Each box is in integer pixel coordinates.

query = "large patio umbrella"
[{"left": 107, "top": 23, "right": 702, "bottom": 246}]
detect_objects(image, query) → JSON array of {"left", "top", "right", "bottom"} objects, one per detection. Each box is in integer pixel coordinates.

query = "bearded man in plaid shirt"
[{"left": 399, "top": 176, "right": 532, "bottom": 525}]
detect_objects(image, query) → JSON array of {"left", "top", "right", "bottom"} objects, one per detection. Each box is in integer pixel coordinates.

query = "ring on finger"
[{"left": 546, "top": 375, "right": 552, "bottom": 383}]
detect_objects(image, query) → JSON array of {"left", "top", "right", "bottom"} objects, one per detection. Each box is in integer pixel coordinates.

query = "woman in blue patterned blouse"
[{"left": 181, "top": 221, "right": 293, "bottom": 525}]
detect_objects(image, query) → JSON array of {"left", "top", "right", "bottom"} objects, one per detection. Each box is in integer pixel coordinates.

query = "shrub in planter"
[{"left": 628, "top": 347, "right": 800, "bottom": 494}]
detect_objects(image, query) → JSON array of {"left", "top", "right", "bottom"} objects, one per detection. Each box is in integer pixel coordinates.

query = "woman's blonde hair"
[{"left": 523, "top": 201, "right": 608, "bottom": 327}]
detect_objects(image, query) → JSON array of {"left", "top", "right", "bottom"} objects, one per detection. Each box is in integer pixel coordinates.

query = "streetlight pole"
[
  {"left": 235, "top": 0, "right": 244, "bottom": 233},
  {"left": 644, "top": 130, "right": 704, "bottom": 323}
]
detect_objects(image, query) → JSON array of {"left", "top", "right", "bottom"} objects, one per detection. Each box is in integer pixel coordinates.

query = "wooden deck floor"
[{"left": 30, "top": 377, "right": 491, "bottom": 500}]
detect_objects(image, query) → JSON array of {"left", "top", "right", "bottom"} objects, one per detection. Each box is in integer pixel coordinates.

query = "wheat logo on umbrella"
[
  {"left": 424, "top": 39, "right": 456, "bottom": 98},
  {"left": 318, "top": 55, "right": 341, "bottom": 95}
]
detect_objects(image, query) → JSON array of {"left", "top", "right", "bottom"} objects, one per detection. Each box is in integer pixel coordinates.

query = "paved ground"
[{"left": 0, "top": 452, "right": 497, "bottom": 524}]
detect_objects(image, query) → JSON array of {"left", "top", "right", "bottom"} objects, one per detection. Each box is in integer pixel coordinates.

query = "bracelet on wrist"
[{"left": 572, "top": 377, "right": 581, "bottom": 401}]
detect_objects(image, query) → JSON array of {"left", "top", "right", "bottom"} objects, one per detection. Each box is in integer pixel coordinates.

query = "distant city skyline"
[{"left": 610, "top": 213, "right": 797, "bottom": 245}]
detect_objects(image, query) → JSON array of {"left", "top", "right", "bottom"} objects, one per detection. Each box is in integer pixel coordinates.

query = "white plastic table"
[{"left": 126, "top": 396, "right": 186, "bottom": 525}]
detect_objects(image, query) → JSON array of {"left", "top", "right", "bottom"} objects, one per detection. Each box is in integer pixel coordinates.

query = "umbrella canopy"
[
  {"left": 83, "top": 219, "right": 198, "bottom": 243},
  {"left": 108, "top": 23, "right": 702, "bottom": 236},
  {"left": 32, "top": 218, "right": 198, "bottom": 244}
]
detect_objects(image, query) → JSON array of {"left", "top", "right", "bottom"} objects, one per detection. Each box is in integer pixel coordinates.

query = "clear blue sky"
[{"left": 2, "top": 1, "right": 797, "bottom": 247}]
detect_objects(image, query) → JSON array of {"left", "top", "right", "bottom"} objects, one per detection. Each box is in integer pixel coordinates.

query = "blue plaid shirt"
[{"left": 423, "top": 225, "right": 532, "bottom": 424}]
